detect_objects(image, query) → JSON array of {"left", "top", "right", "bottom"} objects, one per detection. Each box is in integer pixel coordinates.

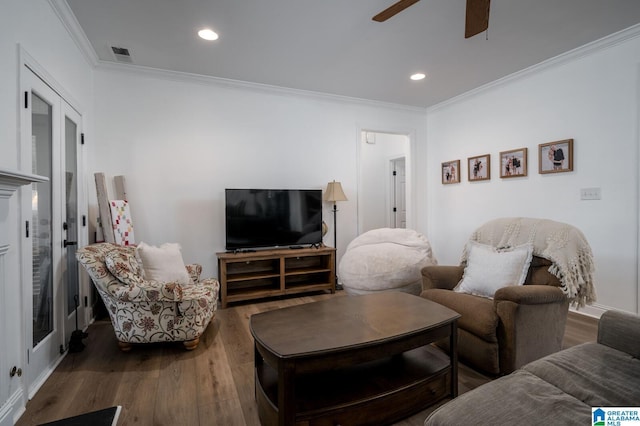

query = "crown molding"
[
  {"left": 48, "top": 0, "right": 99, "bottom": 67},
  {"left": 428, "top": 23, "right": 640, "bottom": 113},
  {"left": 95, "top": 60, "right": 428, "bottom": 113}
]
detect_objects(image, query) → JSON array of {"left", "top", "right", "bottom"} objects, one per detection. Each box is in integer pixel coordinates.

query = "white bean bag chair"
[{"left": 339, "top": 228, "right": 437, "bottom": 295}]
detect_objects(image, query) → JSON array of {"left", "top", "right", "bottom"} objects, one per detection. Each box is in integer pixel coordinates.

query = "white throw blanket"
[{"left": 460, "top": 218, "right": 596, "bottom": 308}]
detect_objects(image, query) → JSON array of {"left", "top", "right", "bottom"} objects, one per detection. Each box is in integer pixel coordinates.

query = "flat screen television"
[{"left": 225, "top": 188, "right": 323, "bottom": 250}]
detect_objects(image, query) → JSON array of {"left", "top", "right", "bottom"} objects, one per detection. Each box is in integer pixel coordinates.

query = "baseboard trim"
[
  {"left": 570, "top": 303, "right": 611, "bottom": 319},
  {"left": 27, "top": 351, "right": 67, "bottom": 400},
  {"left": 0, "top": 387, "right": 25, "bottom": 426}
]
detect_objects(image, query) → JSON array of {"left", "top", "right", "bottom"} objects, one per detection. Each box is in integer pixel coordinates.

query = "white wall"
[
  {"left": 426, "top": 30, "right": 640, "bottom": 316},
  {"left": 90, "top": 67, "right": 427, "bottom": 278},
  {"left": 0, "top": 1, "right": 94, "bottom": 424}
]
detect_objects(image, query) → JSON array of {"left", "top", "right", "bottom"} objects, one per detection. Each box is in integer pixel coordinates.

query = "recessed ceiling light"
[
  {"left": 410, "top": 73, "right": 426, "bottom": 81},
  {"left": 198, "top": 29, "right": 219, "bottom": 41}
]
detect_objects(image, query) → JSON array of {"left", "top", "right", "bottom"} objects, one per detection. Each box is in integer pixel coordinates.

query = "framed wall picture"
[
  {"left": 441, "top": 160, "right": 460, "bottom": 184},
  {"left": 500, "top": 148, "right": 527, "bottom": 178},
  {"left": 539, "top": 139, "right": 573, "bottom": 174},
  {"left": 468, "top": 154, "right": 490, "bottom": 181}
]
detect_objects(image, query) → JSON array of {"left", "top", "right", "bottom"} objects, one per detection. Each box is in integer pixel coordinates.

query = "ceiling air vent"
[{"left": 110, "top": 46, "right": 133, "bottom": 63}]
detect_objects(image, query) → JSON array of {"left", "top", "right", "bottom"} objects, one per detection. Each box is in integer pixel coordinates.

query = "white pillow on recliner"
[
  {"left": 135, "top": 242, "right": 191, "bottom": 285},
  {"left": 455, "top": 241, "right": 533, "bottom": 298}
]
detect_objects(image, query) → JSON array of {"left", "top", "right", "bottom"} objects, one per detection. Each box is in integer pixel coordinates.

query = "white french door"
[
  {"left": 62, "top": 104, "right": 83, "bottom": 348},
  {"left": 21, "top": 66, "right": 85, "bottom": 397}
]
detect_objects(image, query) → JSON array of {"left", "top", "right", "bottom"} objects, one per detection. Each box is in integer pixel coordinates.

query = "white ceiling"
[{"left": 64, "top": 0, "right": 640, "bottom": 108}]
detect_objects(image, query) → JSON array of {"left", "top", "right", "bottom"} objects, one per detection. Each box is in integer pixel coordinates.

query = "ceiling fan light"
[
  {"left": 410, "top": 73, "right": 426, "bottom": 81},
  {"left": 198, "top": 29, "right": 219, "bottom": 41}
]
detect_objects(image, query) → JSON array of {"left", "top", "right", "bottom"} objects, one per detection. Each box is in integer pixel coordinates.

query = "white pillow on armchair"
[{"left": 135, "top": 242, "right": 191, "bottom": 285}]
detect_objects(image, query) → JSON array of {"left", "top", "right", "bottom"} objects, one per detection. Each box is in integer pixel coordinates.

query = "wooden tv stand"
[{"left": 216, "top": 246, "right": 336, "bottom": 308}]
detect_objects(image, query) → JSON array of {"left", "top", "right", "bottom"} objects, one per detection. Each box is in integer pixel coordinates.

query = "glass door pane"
[
  {"left": 64, "top": 116, "right": 79, "bottom": 316},
  {"left": 31, "top": 93, "right": 53, "bottom": 346}
]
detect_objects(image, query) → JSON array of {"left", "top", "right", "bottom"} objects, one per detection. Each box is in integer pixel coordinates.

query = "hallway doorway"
[{"left": 358, "top": 130, "right": 410, "bottom": 234}]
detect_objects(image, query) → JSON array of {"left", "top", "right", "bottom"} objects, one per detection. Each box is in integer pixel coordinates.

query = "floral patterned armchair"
[{"left": 76, "top": 243, "right": 219, "bottom": 351}]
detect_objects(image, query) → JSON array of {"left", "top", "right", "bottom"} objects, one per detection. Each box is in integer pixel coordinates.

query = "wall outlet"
[{"left": 580, "top": 187, "right": 601, "bottom": 200}]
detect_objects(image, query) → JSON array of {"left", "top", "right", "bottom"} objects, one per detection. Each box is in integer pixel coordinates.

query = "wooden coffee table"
[{"left": 249, "top": 292, "right": 460, "bottom": 426}]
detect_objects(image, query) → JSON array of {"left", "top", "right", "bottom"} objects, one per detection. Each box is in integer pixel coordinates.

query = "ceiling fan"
[{"left": 372, "top": 0, "right": 491, "bottom": 39}]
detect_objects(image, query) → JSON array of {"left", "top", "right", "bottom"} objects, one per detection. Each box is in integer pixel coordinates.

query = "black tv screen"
[{"left": 225, "top": 189, "right": 323, "bottom": 250}]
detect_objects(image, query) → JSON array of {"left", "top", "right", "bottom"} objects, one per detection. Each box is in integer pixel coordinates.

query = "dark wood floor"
[{"left": 16, "top": 292, "right": 598, "bottom": 426}]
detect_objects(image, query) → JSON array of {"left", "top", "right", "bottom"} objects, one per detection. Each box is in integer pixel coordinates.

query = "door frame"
[
  {"left": 356, "top": 127, "right": 414, "bottom": 235},
  {"left": 18, "top": 47, "right": 88, "bottom": 399}
]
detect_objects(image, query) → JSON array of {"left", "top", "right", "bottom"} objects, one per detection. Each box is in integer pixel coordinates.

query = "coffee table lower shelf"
[{"left": 255, "top": 345, "right": 452, "bottom": 426}]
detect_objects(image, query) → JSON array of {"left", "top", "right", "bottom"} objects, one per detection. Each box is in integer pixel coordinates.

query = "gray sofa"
[{"left": 425, "top": 310, "right": 640, "bottom": 426}]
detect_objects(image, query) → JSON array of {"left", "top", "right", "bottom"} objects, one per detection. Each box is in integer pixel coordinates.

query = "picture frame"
[
  {"left": 500, "top": 148, "right": 527, "bottom": 178},
  {"left": 441, "top": 160, "right": 460, "bottom": 184},
  {"left": 539, "top": 139, "right": 573, "bottom": 174},
  {"left": 468, "top": 154, "right": 490, "bottom": 181}
]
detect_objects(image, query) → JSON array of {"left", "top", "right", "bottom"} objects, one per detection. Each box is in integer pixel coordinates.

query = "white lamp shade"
[{"left": 324, "top": 181, "right": 348, "bottom": 202}]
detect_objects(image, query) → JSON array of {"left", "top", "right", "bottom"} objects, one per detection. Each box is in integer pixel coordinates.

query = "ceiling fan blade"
[
  {"left": 465, "top": 0, "right": 491, "bottom": 38},
  {"left": 372, "top": 0, "right": 421, "bottom": 22}
]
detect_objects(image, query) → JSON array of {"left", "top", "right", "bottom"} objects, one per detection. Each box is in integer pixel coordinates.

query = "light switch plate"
[{"left": 580, "top": 187, "right": 601, "bottom": 200}]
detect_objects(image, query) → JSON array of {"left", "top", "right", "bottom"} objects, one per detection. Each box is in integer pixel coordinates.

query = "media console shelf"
[{"left": 216, "top": 246, "right": 336, "bottom": 308}]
